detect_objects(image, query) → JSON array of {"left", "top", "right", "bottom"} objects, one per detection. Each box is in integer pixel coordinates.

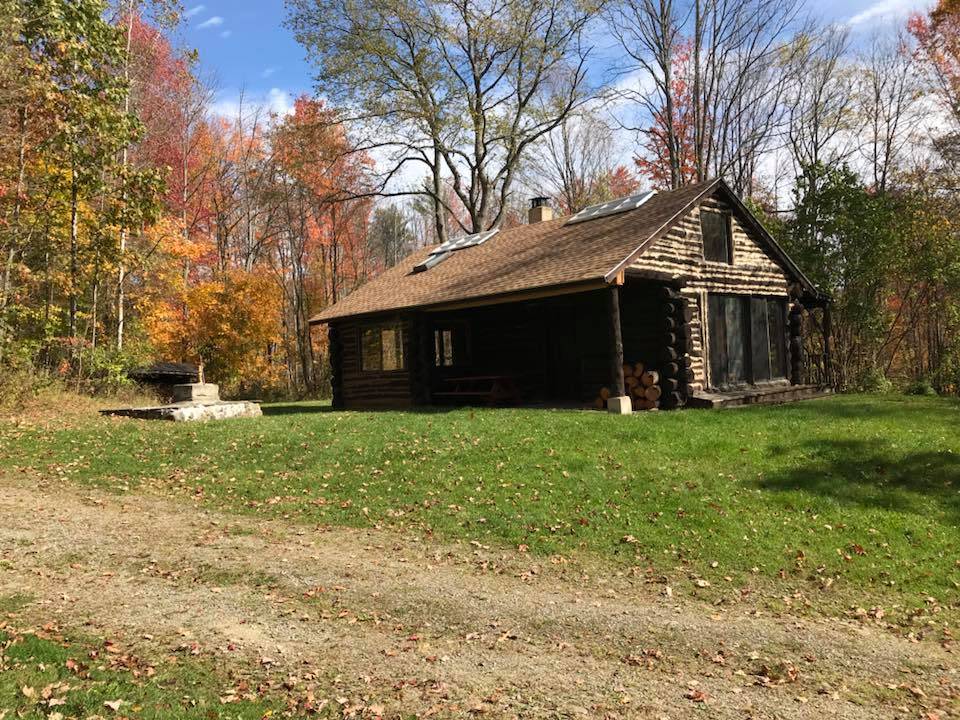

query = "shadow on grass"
[
  {"left": 786, "top": 394, "right": 960, "bottom": 423},
  {"left": 758, "top": 438, "right": 960, "bottom": 520},
  {"left": 260, "top": 403, "right": 336, "bottom": 416},
  {"left": 260, "top": 402, "right": 475, "bottom": 416}
]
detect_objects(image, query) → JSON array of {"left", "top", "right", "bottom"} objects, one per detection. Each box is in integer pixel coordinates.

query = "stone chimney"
[{"left": 528, "top": 196, "right": 553, "bottom": 224}]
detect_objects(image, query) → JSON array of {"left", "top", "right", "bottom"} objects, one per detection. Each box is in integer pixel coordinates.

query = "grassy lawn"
[
  {"left": 2, "top": 394, "right": 958, "bottom": 625},
  {"left": 0, "top": 597, "right": 281, "bottom": 719}
]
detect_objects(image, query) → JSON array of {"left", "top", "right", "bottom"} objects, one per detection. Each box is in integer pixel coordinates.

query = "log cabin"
[{"left": 309, "top": 179, "right": 830, "bottom": 411}]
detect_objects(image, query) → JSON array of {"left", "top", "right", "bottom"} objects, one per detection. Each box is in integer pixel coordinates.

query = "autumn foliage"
[{"left": 634, "top": 41, "right": 699, "bottom": 190}]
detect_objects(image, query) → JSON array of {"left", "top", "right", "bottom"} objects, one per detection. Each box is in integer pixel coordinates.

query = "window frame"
[
  {"left": 707, "top": 294, "right": 788, "bottom": 389},
  {"left": 700, "top": 208, "right": 734, "bottom": 264},
  {"left": 358, "top": 321, "right": 407, "bottom": 373},
  {"left": 433, "top": 321, "right": 470, "bottom": 368}
]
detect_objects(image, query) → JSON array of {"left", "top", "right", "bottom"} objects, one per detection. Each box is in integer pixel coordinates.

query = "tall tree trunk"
[
  {"left": 0, "top": 106, "right": 28, "bottom": 360},
  {"left": 431, "top": 147, "right": 447, "bottom": 244},
  {"left": 69, "top": 168, "right": 80, "bottom": 342},
  {"left": 90, "top": 255, "right": 100, "bottom": 350},
  {"left": 116, "top": 0, "right": 135, "bottom": 351}
]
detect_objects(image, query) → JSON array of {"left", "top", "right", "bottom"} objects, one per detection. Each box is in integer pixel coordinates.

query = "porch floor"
[{"left": 688, "top": 384, "right": 831, "bottom": 409}]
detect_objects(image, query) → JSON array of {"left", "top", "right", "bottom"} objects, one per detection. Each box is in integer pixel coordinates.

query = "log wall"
[
  {"left": 333, "top": 315, "right": 414, "bottom": 409},
  {"left": 630, "top": 192, "right": 792, "bottom": 392}
]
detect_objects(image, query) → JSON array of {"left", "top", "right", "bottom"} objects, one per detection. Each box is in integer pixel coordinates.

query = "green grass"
[
  {"left": 0, "top": 627, "right": 281, "bottom": 718},
  {"left": 3, "top": 394, "right": 959, "bottom": 622}
]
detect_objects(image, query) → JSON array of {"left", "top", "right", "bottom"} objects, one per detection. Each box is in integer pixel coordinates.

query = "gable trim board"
[{"left": 309, "top": 179, "right": 818, "bottom": 327}]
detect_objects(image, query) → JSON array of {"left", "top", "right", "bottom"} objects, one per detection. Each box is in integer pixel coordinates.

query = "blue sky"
[
  {"left": 182, "top": 0, "right": 931, "bottom": 121},
  {"left": 179, "top": 1, "right": 312, "bottom": 117}
]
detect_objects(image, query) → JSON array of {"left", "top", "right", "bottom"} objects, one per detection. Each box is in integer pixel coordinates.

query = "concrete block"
[
  {"left": 101, "top": 401, "right": 261, "bottom": 422},
  {"left": 172, "top": 383, "right": 220, "bottom": 403},
  {"left": 607, "top": 395, "right": 633, "bottom": 415}
]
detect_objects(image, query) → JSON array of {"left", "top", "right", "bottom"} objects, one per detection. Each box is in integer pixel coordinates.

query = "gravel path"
[{"left": 1, "top": 478, "right": 956, "bottom": 718}]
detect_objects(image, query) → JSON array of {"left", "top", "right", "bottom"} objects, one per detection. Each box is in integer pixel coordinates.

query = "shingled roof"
[{"left": 310, "top": 179, "right": 813, "bottom": 324}]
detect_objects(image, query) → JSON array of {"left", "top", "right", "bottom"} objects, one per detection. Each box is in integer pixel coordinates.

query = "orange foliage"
[{"left": 909, "top": 0, "right": 960, "bottom": 117}]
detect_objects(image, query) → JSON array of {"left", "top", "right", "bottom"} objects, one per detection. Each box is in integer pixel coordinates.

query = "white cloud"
[
  {"left": 220, "top": 30, "right": 232, "bottom": 38},
  {"left": 211, "top": 88, "right": 297, "bottom": 121},
  {"left": 184, "top": 4, "right": 205, "bottom": 18},
  {"left": 846, "top": 0, "right": 930, "bottom": 26},
  {"left": 197, "top": 16, "right": 223, "bottom": 29},
  {"left": 267, "top": 88, "right": 295, "bottom": 116},
  {"left": 261, "top": 67, "right": 277, "bottom": 79}
]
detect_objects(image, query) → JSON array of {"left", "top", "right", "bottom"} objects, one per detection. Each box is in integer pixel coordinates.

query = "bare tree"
[
  {"left": 522, "top": 109, "right": 624, "bottom": 213},
  {"left": 606, "top": 0, "right": 686, "bottom": 188},
  {"left": 286, "top": 0, "right": 602, "bottom": 242},
  {"left": 784, "top": 27, "right": 855, "bottom": 182},
  {"left": 857, "top": 31, "right": 921, "bottom": 192},
  {"left": 608, "top": 0, "right": 805, "bottom": 191}
]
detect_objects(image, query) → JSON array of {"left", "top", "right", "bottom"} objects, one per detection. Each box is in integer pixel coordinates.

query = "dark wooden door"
[{"left": 708, "top": 294, "right": 749, "bottom": 387}]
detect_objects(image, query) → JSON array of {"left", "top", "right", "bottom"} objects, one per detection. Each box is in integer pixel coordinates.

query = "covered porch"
[{"left": 404, "top": 277, "right": 691, "bottom": 410}]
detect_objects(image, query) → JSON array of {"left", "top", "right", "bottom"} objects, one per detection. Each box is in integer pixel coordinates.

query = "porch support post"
[
  {"left": 410, "top": 312, "right": 432, "bottom": 405},
  {"left": 607, "top": 285, "right": 629, "bottom": 413},
  {"left": 822, "top": 302, "right": 833, "bottom": 389}
]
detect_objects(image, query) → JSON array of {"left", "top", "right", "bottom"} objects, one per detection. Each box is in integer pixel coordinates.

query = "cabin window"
[
  {"left": 708, "top": 294, "right": 786, "bottom": 387},
  {"left": 433, "top": 323, "right": 469, "bottom": 367},
  {"left": 360, "top": 322, "right": 406, "bottom": 372},
  {"left": 701, "top": 209, "right": 733, "bottom": 263}
]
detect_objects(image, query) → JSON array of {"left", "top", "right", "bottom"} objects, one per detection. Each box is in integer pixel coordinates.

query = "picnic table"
[{"left": 432, "top": 374, "right": 521, "bottom": 405}]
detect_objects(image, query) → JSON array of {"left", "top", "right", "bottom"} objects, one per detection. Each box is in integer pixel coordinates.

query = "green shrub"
[
  {"left": 852, "top": 366, "right": 893, "bottom": 394},
  {"left": 904, "top": 378, "right": 938, "bottom": 396}
]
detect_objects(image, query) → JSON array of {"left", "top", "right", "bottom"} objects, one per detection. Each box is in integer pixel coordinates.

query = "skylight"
[
  {"left": 413, "top": 228, "right": 498, "bottom": 273},
  {"left": 564, "top": 190, "right": 657, "bottom": 225}
]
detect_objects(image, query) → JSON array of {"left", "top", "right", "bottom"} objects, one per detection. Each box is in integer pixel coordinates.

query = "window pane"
[
  {"left": 442, "top": 330, "right": 454, "bottom": 366},
  {"left": 751, "top": 298, "right": 771, "bottom": 381},
  {"left": 434, "top": 330, "right": 442, "bottom": 367},
  {"left": 708, "top": 294, "right": 728, "bottom": 385},
  {"left": 361, "top": 328, "right": 381, "bottom": 371},
  {"left": 768, "top": 300, "right": 787, "bottom": 378},
  {"left": 725, "top": 297, "right": 747, "bottom": 383},
  {"left": 701, "top": 210, "right": 731, "bottom": 263},
  {"left": 382, "top": 327, "right": 400, "bottom": 370}
]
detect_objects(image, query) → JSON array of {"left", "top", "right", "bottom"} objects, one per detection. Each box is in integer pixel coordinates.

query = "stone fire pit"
[{"left": 101, "top": 383, "right": 262, "bottom": 422}]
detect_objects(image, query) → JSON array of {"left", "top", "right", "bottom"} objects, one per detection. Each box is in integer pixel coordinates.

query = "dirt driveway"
[{"left": 0, "top": 477, "right": 956, "bottom": 719}]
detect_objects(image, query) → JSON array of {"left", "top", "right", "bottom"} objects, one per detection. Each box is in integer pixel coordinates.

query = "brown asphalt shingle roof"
[{"left": 310, "top": 180, "right": 808, "bottom": 323}]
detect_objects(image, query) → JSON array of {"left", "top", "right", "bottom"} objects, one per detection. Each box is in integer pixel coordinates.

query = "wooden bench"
[{"left": 433, "top": 374, "right": 520, "bottom": 405}]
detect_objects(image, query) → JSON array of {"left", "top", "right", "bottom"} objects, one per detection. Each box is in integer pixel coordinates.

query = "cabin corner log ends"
[{"left": 329, "top": 324, "right": 344, "bottom": 410}]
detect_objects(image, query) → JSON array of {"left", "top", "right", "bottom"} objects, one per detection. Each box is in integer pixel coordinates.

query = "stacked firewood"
[{"left": 594, "top": 361, "right": 662, "bottom": 411}]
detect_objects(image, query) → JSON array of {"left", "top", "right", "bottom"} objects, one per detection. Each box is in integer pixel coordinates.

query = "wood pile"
[
  {"left": 593, "top": 284, "right": 694, "bottom": 412},
  {"left": 594, "top": 362, "right": 662, "bottom": 411}
]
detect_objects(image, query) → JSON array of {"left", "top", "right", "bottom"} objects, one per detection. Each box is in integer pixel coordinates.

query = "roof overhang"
[{"left": 309, "top": 278, "right": 612, "bottom": 325}]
